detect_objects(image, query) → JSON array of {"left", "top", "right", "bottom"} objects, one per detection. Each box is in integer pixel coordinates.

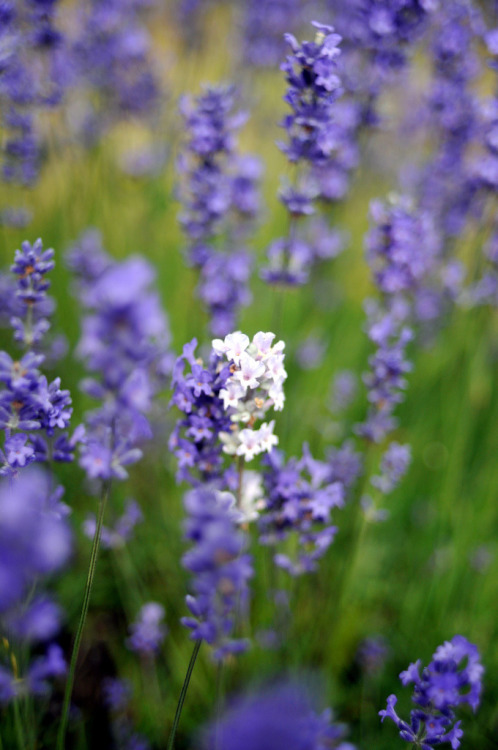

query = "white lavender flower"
[{"left": 215, "top": 331, "right": 286, "bottom": 461}]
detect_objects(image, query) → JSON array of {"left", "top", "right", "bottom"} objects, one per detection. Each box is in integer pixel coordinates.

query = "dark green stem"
[
  {"left": 166, "top": 639, "right": 202, "bottom": 750},
  {"left": 56, "top": 479, "right": 111, "bottom": 750},
  {"left": 12, "top": 697, "right": 27, "bottom": 750}
]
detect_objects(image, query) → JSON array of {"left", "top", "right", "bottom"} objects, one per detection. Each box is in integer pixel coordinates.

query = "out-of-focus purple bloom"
[
  {"left": 67, "top": 229, "right": 173, "bottom": 483},
  {"left": 0, "top": 0, "right": 66, "bottom": 190},
  {"left": 67, "top": 0, "right": 160, "bottom": 145},
  {"left": 181, "top": 487, "right": 253, "bottom": 661},
  {"left": 204, "top": 681, "right": 356, "bottom": 750},
  {"left": 83, "top": 498, "right": 143, "bottom": 550},
  {"left": 103, "top": 677, "right": 151, "bottom": 750},
  {"left": 27, "top": 643, "right": 66, "bottom": 696},
  {"left": 260, "top": 445, "right": 348, "bottom": 576},
  {"left": 367, "top": 197, "right": 439, "bottom": 296},
  {"left": 329, "top": 370, "right": 358, "bottom": 412},
  {"left": 0, "top": 468, "right": 71, "bottom": 614},
  {"left": 0, "top": 468, "right": 71, "bottom": 705},
  {"left": 295, "top": 336, "right": 326, "bottom": 370},
  {"left": 358, "top": 635, "right": 390, "bottom": 676},
  {"left": 238, "top": 0, "right": 303, "bottom": 68},
  {"left": 262, "top": 22, "right": 355, "bottom": 285},
  {"left": 127, "top": 602, "right": 167, "bottom": 656},
  {"left": 380, "top": 635, "right": 483, "bottom": 748},
  {"left": 356, "top": 305, "right": 413, "bottom": 444},
  {"left": 0, "top": 206, "right": 33, "bottom": 228},
  {"left": 178, "top": 85, "right": 261, "bottom": 335},
  {"left": 371, "top": 442, "right": 411, "bottom": 494},
  {"left": 5, "top": 597, "right": 62, "bottom": 643}
]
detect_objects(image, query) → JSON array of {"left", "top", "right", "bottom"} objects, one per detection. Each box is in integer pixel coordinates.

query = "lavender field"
[{"left": 0, "top": 2, "right": 497, "bottom": 748}]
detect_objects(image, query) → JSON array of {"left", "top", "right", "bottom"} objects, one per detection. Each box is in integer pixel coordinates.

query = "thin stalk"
[
  {"left": 166, "top": 639, "right": 202, "bottom": 750},
  {"left": 12, "top": 698, "right": 27, "bottom": 750},
  {"left": 56, "top": 479, "right": 111, "bottom": 750}
]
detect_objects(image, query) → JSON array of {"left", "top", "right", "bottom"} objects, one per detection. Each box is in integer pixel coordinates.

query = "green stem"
[
  {"left": 12, "top": 698, "right": 27, "bottom": 750},
  {"left": 56, "top": 480, "right": 111, "bottom": 750},
  {"left": 166, "top": 639, "right": 202, "bottom": 750}
]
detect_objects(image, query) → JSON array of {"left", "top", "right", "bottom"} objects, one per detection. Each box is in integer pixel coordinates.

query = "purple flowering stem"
[
  {"left": 166, "top": 638, "right": 202, "bottom": 750},
  {"left": 56, "top": 479, "right": 112, "bottom": 750}
]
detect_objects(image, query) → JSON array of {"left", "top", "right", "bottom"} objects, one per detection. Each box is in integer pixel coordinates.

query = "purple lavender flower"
[
  {"left": 204, "top": 681, "right": 356, "bottom": 750},
  {"left": 0, "top": 468, "right": 71, "bottom": 614},
  {"left": 329, "top": 370, "right": 358, "bottom": 412},
  {"left": 238, "top": 0, "right": 303, "bottom": 68},
  {"left": 177, "top": 85, "right": 261, "bottom": 335},
  {"left": 260, "top": 445, "right": 346, "bottom": 576},
  {"left": 371, "top": 442, "right": 411, "bottom": 494},
  {"left": 181, "top": 487, "right": 253, "bottom": 661},
  {"left": 0, "top": 240, "right": 78, "bottom": 471},
  {"left": 0, "top": 1, "right": 66, "bottom": 189},
  {"left": 67, "top": 229, "right": 173, "bottom": 483},
  {"left": 0, "top": 468, "right": 71, "bottom": 706},
  {"left": 67, "top": 0, "right": 160, "bottom": 144},
  {"left": 261, "top": 22, "right": 349, "bottom": 285},
  {"left": 83, "top": 498, "right": 143, "bottom": 549},
  {"left": 170, "top": 332, "right": 286, "bottom": 487},
  {"left": 380, "top": 635, "right": 483, "bottom": 748},
  {"left": 169, "top": 338, "right": 232, "bottom": 487},
  {"left": 127, "top": 602, "right": 167, "bottom": 656},
  {"left": 358, "top": 635, "right": 390, "bottom": 676},
  {"left": 356, "top": 305, "right": 413, "bottom": 444}
]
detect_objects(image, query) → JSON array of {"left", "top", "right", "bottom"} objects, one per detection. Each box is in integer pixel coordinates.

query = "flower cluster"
[
  {"left": 67, "top": 229, "right": 173, "bottom": 482},
  {"left": 0, "top": 468, "right": 72, "bottom": 704},
  {"left": 366, "top": 198, "right": 440, "bottom": 307},
  {"left": 0, "top": 1, "right": 65, "bottom": 190},
  {"left": 333, "top": 0, "right": 436, "bottom": 73},
  {"left": 262, "top": 22, "right": 346, "bottom": 285},
  {"left": 214, "top": 332, "right": 286, "bottom": 461},
  {"left": 356, "top": 304, "right": 413, "bottom": 444},
  {"left": 260, "top": 445, "right": 353, "bottom": 576},
  {"left": 239, "top": 0, "right": 303, "bottom": 68},
  {"left": 83, "top": 498, "right": 143, "bottom": 550},
  {"left": 380, "top": 635, "right": 483, "bottom": 748},
  {"left": 170, "top": 332, "right": 286, "bottom": 487},
  {"left": 204, "top": 681, "right": 356, "bottom": 750},
  {"left": 68, "top": 0, "right": 160, "bottom": 144},
  {"left": 181, "top": 487, "right": 253, "bottom": 661},
  {"left": 0, "top": 240, "right": 79, "bottom": 476},
  {"left": 127, "top": 602, "right": 167, "bottom": 657},
  {"left": 178, "top": 85, "right": 261, "bottom": 335},
  {"left": 418, "top": 1, "right": 481, "bottom": 238},
  {"left": 169, "top": 338, "right": 233, "bottom": 486},
  {"left": 371, "top": 441, "right": 411, "bottom": 494}
]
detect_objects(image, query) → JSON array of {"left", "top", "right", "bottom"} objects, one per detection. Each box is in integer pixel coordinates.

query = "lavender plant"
[
  {"left": 262, "top": 22, "right": 346, "bottom": 284},
  {"left": 177, "top": 86, "right": 261, "bottom": 335},
  {"left": 380, "top": 636, "right": 483, "bottom": 748}
]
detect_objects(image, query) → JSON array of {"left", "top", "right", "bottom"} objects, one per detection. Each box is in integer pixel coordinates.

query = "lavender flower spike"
[
  {"left": 380, "top": 635, "right": 483, "bottom": 748},
  {"left": 181, "top": 487, "right": 253, "bottom": 661},
  {"left": 204, "top": 681, "right": 356, "bottom": 750}
]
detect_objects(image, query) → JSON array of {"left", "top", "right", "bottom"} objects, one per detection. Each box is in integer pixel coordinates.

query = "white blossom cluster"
[{"left": 212, "top": 331, "right": 287, "bottom": 461}]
